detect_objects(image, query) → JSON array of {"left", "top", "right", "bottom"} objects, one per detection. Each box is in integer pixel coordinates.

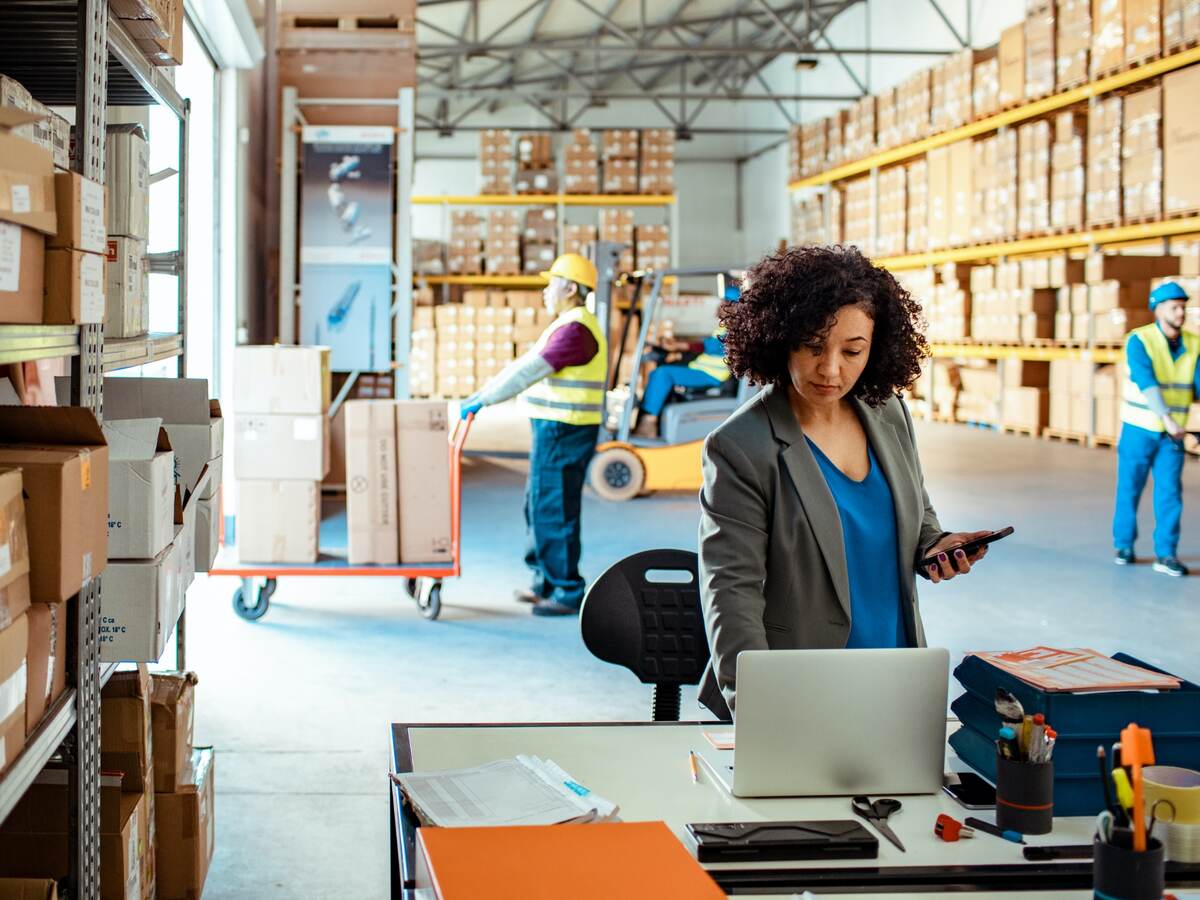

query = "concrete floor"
[{"left": 184, "top": 421, "right": 1199, "bottom": 899}]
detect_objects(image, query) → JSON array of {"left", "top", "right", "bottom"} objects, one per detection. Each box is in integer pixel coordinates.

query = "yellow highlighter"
[{"left": 1112, "top": 768, "right": 1134, "bottom": 815}]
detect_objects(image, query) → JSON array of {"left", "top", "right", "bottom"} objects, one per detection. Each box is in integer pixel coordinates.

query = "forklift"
[{"left": 588, "top": 265, "right": 754, "bottom": 501}]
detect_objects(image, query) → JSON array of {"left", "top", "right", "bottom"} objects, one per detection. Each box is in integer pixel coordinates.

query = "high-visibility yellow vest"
[
  {"left": 1120, "top": 323, "right": 1199, "bottom": 432},
  {"left": 523, "top": 305, "right": 608, "bottom": 426},
  {"left": 688, "top": 328, "right": 732, "bottom": 383}
]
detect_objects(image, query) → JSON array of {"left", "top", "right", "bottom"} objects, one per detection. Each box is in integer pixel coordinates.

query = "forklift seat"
[{"left": 670, "top": 377, "right": 738, "bottom": 404}]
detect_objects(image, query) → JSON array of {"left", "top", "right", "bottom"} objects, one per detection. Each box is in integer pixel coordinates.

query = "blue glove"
[{"left": 460, "top": 398, "right": 483, "bottom": 420}]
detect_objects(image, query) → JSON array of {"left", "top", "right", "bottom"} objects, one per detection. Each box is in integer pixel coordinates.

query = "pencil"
[{"left": 688, "top": 750, "right": 700, "bottom": 784}]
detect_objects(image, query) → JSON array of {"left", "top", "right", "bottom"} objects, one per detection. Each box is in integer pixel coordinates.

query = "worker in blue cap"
[{"left": 1112, "top": 280, "right": 1198, "bottom": 576}]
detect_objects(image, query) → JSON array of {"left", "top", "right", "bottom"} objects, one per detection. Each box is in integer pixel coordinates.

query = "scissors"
[{"left": 852, "top": 795, "right": 906, "bottom": 852}]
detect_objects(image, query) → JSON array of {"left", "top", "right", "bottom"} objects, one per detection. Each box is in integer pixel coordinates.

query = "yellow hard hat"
[{"left": 540, "top": 252, "right": 597, "bottom": 291}]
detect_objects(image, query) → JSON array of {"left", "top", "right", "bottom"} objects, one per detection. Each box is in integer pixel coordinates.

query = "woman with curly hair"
[{"left": 697, "top": 244, "right": 991, "bottom": 720}]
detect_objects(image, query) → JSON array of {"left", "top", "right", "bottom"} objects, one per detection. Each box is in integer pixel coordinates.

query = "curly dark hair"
[{"left": 720, "top": 244, "right": 928, "bottom": 408}]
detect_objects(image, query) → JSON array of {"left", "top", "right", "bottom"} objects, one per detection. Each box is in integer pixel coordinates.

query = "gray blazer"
[{"left": 697, "top": 384, "right": 947, "bottom": 720}]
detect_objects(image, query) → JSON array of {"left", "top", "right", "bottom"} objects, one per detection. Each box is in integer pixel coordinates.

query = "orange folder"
[{"left": 417, "top": 820, "right": 725, "bottom": 899}]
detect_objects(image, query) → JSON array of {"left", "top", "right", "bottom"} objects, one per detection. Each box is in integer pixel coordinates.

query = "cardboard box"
[
  {"left": 0, "top": 880, "right": 57, "bottom": 900},
  {"left": 1094, "top": 306, "right": 1156, "bottom": 340},
  {"left": 999, "top": 22, "right": 1025, "bottom": 106},
  {"left": 0, "top": 222, "right": 45, "bottom": 325},
  {"left": 234, "top": 345, "right": 331, "bottom": 414},
  {"left": 101, "top": 534, "right": 184, "bottom": 664},
  {"left": 1164, "top": 63, "right": 1200, "bottom": 215},
  {"left": 395, "top": 402, "right": 452, "bottom": 563},
  {"left": 24, "top": 601, "right": 67, "bottom": 734},
  {"left": 100, "top": 665, "right": 153, "bottom": 791},
  {"left": 43, "top": 248, "right": 103, "bottom": 325},
  {"left": 99, "top": 378, "right": 223, "bottom": 500},
  {"left": 106, "top": 124, "right": 149, "bottom": 239},
  {"left": 194, "top": 485, "right": 220, "bottom": 573},
  {"left": 150, "top": 672, "right": 196, "bottom": 794},
  {"left": 0, "top": 408, "right": 108, "bottom": 602},
  {"left": 234, "top": 414, "right": 329, "bottom": 481},
  {"left": 0, "top": 108, "right": 57, "bottom": 236},
  {"left": 103, "top": 419, "right": 175, "bottom": 560},
  {"left": 47, "top": 172, "right": 105, "bottom": 254},
  {"left": 173, "top": 476, "right": 198, "bottom": 594},
  {"left": 0, "top": 469, "right": 30, "bottom": 599},
  {"left": 105, "top": 236, "right": 147, "bottom": 339},
  {"left": 236, "top": 480, "right": 319, "bottom": 563},
  {"left": 1002, "top": 387, "right": 1050, "bottom": 431},
  {"left": 0, "top": 613, "right": 27, "bottom": 773},
  {"left": 155, "top": 747, "right": 214, "bottom": 900},
  {"left": 0, "top": 573, "right": 30, "bottom": 643},
  {"left": 1085, "top": 252, "right": 1180, "bottom": 282},
  {"left": 344, "top": 400, "right": 399, "bottom": 565}
]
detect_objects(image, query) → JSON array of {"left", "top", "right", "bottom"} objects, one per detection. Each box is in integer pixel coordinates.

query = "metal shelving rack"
[{"left": 0, "top": 3, "right": 190, "bottom": 896}]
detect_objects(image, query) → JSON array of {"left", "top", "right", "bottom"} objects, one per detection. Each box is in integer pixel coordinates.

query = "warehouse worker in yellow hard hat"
[
  {"left": 1112, "top": 281, "right": 1198, "bottom": 578},
  {"left": 460, "top": 253, "right": 608, "bottom": 616}
]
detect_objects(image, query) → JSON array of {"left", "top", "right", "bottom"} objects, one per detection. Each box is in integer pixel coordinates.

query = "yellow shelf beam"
[
  {"left": 789, "top": 44, "right": 1200, "bottom": 190},
  {"left": 929, "top": 343, "right": 1122, "bottom": 364},
  {"left": 874, "top": 216, "right": 1200, "bottom": 270},
  {"left": 411, "top": 194, "right": 676, "bottom": 206},
  {"left": 416, "top": 275, "right": 548, "bottom": 286}
]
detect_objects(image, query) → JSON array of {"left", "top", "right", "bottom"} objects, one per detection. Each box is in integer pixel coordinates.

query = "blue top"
[
  {"left": 1127, "top": 324, "right": 1200, "bottom": 394},
  {"left": 702, "top": 334, "right": 725, "bottom": 356},
  {"left": 806, "top": 439, "right": 907, "bottom": 649}
]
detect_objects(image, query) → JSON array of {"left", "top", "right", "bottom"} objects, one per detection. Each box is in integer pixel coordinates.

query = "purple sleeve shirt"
[{"left": 538, "top": 322, "right": 600, "bottom": 372}]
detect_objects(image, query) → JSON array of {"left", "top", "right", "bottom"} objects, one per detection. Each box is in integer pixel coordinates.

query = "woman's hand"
[{"left": 923, "top": 531, "right": 992, "bottom": 583}]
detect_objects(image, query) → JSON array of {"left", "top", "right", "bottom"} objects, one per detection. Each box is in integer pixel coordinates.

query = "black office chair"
[{"left": 580, "top": 549, "right": 710, "bottom": 721}]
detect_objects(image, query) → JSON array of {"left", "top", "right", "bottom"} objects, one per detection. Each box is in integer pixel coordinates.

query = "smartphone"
[
  {"left": 920, "top": 526, "right": 1015, "bottom": 571},
  {"left": 943, "top": 772, "right": 997, "bottom": 809}
]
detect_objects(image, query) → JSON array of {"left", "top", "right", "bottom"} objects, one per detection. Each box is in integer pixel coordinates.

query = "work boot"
[
  {"left": 1113, "top": 548, "right": 1135, "bottom": 566},
  {"left": 633, "top": 414, "right": 658, "bottom": 438},
  {"left": 531, "top": 599, "right": 580, "bottom": 617},
  {"left": 1153, "top": 557, "right": 1189, "bottom": 577}
]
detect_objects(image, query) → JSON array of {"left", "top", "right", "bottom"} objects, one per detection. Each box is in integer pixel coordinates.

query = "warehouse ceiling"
[{"left": 410, "top": 0, "right": 959, "bottom": 141}]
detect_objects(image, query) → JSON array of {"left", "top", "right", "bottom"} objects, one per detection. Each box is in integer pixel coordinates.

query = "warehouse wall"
[{"left": 737, "top": 0, "right": 1028, "bottom": 257}]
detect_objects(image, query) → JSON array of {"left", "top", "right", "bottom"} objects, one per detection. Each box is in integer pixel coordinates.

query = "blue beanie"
[{"left": 1149, "top": 280, "right": 1188, "bottom": 308}]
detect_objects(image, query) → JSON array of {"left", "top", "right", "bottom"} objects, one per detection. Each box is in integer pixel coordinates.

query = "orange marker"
[{"left": 1120, "top": 723, "right": 1155, "bottom": 852}]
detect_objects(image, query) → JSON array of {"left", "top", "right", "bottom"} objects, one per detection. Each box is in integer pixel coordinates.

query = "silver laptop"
[{"left": 698, "top": 648, "right": 949, "bottom": 798}]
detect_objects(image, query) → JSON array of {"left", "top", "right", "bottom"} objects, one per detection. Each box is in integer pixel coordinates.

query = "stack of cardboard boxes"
[
  {"left": 638, "top": 129, "right": 675, "bottom": 195},
  {"left": 1056, "top": 0, "right": 1091, "bottom": 88},
  {"left": 924, "top": 263, "right": 972, "bottom": 342},
  {"left": 1164, "top": 0, "right": 1200, "bottom": 48},
  {"left": 484, "top": 210, "right": 520, "bottom": 276},
  {"left": 1165, "top": 64, "right": 1200, "bottom": 216},
  {"left": 1024, "top": 4, "right": 1056, "bottom": 99},
  {"left": 1122, "top": 85, "right": 1163, "bottom": 221},
  {"left": 114, "top": 0, "right": 185, "bottom": 66},
  {"left": 105, "top": 124, "right": 151, "bottom": 335},
  {"left": 0, "top": 74, "right": 69, "bottom": 169},
  {"left": 973, "top": 55, "right": 1001, "bottom": 119},
  {"left": 905, "top": 159, "right": 929, "bottom": 253},
  {"left": 843, "top": 96, "right": 876, "bottom": 162},
  {"left": 875, "top": 87, "right": 900, "bottom": 151},
  {"left": 1091, "top": 0, "right": 1125, "bottom": 76},
  {"left": 46, "top": 168, "right": 107, "bottom": 328},
  {"left": 342, "top": 398, "right": 453, "bottom": 565},
  {"left": 841, "top": 176, "right": 873, "bottom": 255},
  {"left": 411, "top": 308, "right": 437, "bottom": 398},
  {"left": 825, "top": 111, "right": 848, "bottom": 169},
  {"left": 1051, "top": 111, "right": 1087, "bottom": 230},
  {"left": 522, "top": 207, "right": 557, "bottom": 277},
  {"left": 634, "top": 224, "right": 670, "bottom": 271},
  {"left": 563, "top": 129, "right": 600, "bottom": 194},
  {"left": 1087, "top": 94, "right": 1123, "bottom": 226},
  {"left": 926, "top": 140, "right": 974, "bottom": 249},
  {"left": 1125, "top": 0, "right": 1162, "bottom": 65},
  {"left": 602, "top": 129, "right": 640, "bottom": 194},
  {"left": 479, "top": 129, "right": 513, "bottom": 195},
  {"left": 233, "top": 346, "right": 331, "bottom": 564},
  {"left": 515, "top": 133, "right": 555, "bottom": 194},
  {"left": 447, "top": 211, "right": 484, "bottom": 275},
  {"left": 932, "top": 48, "right": 988, "bottom": 132},
  {"left": 1002, "top": 358, "right": 1053, "bottom": 433},
  {"left": 955, "top": 361, "right": 1002, "bottom": 425},
  {"left": 876, "top": 165, "right": 907, "bottom": 257},
  {"left": 1018, "top": 119, "right": 1053, "bottom": 235},
  {"left": 799, "top": 119, "right": 828, "bottom": 178},
  {"left": 790, "top": 194, "right": 827, "bottom": 245},
  {"left": 600, "top": 208, "right": 635, "bottom": 273},
  {"left": 972, "top": 131, "right": 1018, "bottom": 242},
  {"left": 563, "top": 224, "right": 597, "bottom": 257},
  {"left": 787, "top": 125, "right": 803, "bottom": 182},
  {"left": 897, "top": 70, "right": 933, "bottom": 144}
]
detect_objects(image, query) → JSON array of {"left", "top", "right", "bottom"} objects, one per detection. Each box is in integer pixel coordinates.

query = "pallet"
[
  {"left": 1002, "top": 424, "right": 1042, "bottom": 438},
  {"left": 281, "top": 14, "right": 411, "bottom": 31},
  {"left": 1165, "top": 206, "right": 1200, "bottom": 220},
  {"left": 1164, "top": 36, "right": 1200, "bottom": 54},
  {"left": 1043, "top": 427, "right": 1090, "bottom": 445},
  {"left": 1090, "top": 434, "right": 1117, "bottom": 448},
  {"left": 1123, "top": 212, "right": 1167, "bottom": 226}
]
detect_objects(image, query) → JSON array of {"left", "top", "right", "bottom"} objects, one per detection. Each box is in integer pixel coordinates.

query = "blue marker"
[{"left": 997, "top": 726, "right": 1020, "bottom": 761}]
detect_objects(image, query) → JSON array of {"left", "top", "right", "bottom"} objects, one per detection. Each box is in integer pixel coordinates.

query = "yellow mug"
[{"left": 1144, "top": 766, "right": 1200, "bottom": 825}]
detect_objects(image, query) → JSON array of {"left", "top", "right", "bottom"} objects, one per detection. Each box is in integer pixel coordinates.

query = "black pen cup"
[
  {"left": 1092, "top": 836, "right": 1165, "bottom": 900},
  {"left": 994, "top": 753, "right": 1053, "bottom": 835}
]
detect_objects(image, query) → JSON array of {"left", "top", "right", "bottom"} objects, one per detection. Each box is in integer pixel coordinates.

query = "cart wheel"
[
  {"left": 416, "top": 580, "right": 443, "bottom": 620},
  {"left": 589, "top": 446, "right": 645, "bottom": 502},
  {"left": 403, "top": 578, "right": 418, "bottom": 599},
  {"left": 232, "top": 578, "right": 274, "bottom": 621}
]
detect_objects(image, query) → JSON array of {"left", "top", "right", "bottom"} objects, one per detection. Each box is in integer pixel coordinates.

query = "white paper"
[
  {"left": 10, "top": 184, "right": 30, "bottom": 214},
  {"left": 80, "top": 177, "right": 107, "bottom": 252},
  {"left": 0, "top": 222, "right": 21, "bottom": 292},
  {"left": 293, "top": 417, "right": 319, "bottom": 441},
  {"left": 80, "top": 252, "right": 105, "bottom": 323}
]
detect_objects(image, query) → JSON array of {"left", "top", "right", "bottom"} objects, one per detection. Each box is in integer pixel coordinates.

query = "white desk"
[{"left": 388, "top": 721, "right": 1198, "bottom": 897}]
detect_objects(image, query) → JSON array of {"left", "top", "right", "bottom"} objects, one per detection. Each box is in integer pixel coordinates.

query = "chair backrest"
[{"left": 580, "top": 549, "right": 709, "bottom": 721}]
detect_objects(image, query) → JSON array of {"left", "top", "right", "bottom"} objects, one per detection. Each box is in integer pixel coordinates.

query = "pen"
[
  {"left": 964, "top": 816, "right": 1025, "bottom": 845},
  {"left": 1099, "top": 746, "right": 1117, "bottom": 817},
  {"left": 997, "top": 726, "right": 1020, "bottom": 761},
  {"left": 1028, "top": 714, "right": 1046, "bottom": 762},
  {"left": 1020, "top": 715, "right": 1033, "bottom": 759},
  {"left": 688, "top": 750, "right": 700, "bottom": 784},
  {"left": 1024, "top": 844, "right": 1094, "bottom": 861},
  {"left": 1043, "top": 729, "right": 1056, "bottom": 762}
]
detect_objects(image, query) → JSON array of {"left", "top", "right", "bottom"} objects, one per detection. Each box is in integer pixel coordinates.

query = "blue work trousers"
[
  {"left": 524, "top": 418, "right": 600, "bottom": 608},
  {"left": 1112, "top": 423, "right": 1185, "bottom": 558},
  {"left": 641, "top": 365, "right": 722, "bottom": 416}
]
